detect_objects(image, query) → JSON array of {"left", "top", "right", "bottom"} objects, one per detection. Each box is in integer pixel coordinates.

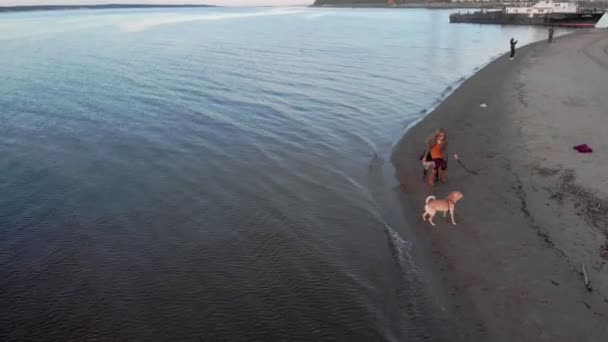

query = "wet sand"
[{"left": 392, "top": 29, "right": 608, "bottom": 341}]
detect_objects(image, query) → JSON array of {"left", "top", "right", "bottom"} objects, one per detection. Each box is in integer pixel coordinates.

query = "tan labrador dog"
[{"left": 422, "top": 191, "right": 463, "bottom": 226}]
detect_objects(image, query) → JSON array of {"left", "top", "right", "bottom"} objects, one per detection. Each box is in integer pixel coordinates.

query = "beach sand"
[{"left": 392, "top": 29, "right": 608, "bottom": 341}]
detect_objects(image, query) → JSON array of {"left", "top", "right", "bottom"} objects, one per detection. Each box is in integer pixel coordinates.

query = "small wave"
[
  {"left": 440, "top": 85, "right": 453, "bottom": 96},
  {"left": 369, "top": 153, "right": 384, "bottom": 171},
  {"left": 383, "top": 223, "right": 417, "bottom": 275},
  {"left": 304, "top": 11, "right": 336, "bottom": 20}
]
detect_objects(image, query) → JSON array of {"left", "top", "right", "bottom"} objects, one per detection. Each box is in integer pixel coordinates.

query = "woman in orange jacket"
[{"left": 420, "top": 128, "right": 448, "bottom": 186}]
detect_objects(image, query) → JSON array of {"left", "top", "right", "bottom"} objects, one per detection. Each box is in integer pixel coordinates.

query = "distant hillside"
[
  {"left": 312, "top": 0, "right": 608, "bottom": 10},
  {"left": 312, "top": 0, "right": 436, "bottom": 5},
  {"left": 0, "top": 4, "right": 214, "bottom": 13},
  {"left": 313, "top": 0, "right": 394, "bottom": 5},
  {"left": 314, "top": 0, "right": 608, "bottom": 7},
  {"left": 313, "top": 0, "right": 509, "bottom": 8}
]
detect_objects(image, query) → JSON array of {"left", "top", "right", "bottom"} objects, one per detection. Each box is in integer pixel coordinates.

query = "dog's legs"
[
  {"left": 429, "top": 213, "right": 436, "bottom": 226},
  {"left": 449, "top": 204, "right": 456, "bottom": 225},
  {"left": 422, "top": 212, "right": 427, "bottom": 221},
  {"left": 443, "top": 211, "right": 447, "bottom": 218}
]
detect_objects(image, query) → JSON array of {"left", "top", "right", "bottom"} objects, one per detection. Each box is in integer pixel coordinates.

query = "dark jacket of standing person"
[
  {"left": 548, "top": 26, "right": 555, "bottom": 43},
  {"left": 510, "top": 38, "right": 518, "bottom": 59}
]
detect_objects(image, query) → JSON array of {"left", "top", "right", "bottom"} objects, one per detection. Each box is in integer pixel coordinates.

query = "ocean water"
[{"left": 0, "top": 7, "right": 555, "bottom": 341}]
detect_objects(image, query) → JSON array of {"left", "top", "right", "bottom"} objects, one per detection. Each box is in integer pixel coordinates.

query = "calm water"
[{"left": 0, "top": 7, "right": 554, "bottom": 341}]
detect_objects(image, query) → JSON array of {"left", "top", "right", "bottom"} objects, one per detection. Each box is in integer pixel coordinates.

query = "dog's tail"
[{"left": 425, "top": 196, "right": 436, "bottom": 205}]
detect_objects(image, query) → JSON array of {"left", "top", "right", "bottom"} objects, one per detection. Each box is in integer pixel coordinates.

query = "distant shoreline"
[
  {"left": 311, "top": 2, "right": 503, "bottom": 9},
  {"left": 0, "top": 3, "right": 503, "bottom": 14},
  {"left": 0, "top": 4, "right": 215, "bottom": 13}
]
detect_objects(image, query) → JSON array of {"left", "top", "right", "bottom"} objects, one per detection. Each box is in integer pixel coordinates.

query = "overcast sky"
[{"left": 0, "top": 0, "right": 314, "bottom": 6}]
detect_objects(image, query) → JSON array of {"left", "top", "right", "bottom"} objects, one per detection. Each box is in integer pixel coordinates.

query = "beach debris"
[
  {"left": 454, "top": 154, "right": 478, "bottom": 175},
  {"left": 551, "top": 280, "right": 560, "bottom": 286},
  {"left": 582, "top": 263, "right": 593, "bottom": 292},
  {"left": 479, "top": 103, "right": 487, "bottom": 108},
  {"left": 573, "top": 144, "right": 593, "bottom": 153},
  {"left": 584, "top": 302, "right": 591, "bottom": 310}
]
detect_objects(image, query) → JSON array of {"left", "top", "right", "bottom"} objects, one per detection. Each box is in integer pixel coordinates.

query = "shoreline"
[
  {"left": 312, "top": 3, "right": 502, "bottom": 9},
  {"left": 391, "top": 30, "right": 608, "bottom": 340}
]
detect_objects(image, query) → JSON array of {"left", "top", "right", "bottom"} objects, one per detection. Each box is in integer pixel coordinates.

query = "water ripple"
[{"left": 0, "top": 7, "right": 555, "bottom": 341}]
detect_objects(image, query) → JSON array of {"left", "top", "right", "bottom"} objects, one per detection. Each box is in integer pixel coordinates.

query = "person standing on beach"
[
  {"left": 510, "top": 38, "right": 518, "bottom": 60},
  {"left": 421, "top": 129, "right": 448, "bottom": 186},
  {"left": 548, "top": 26, "right": 555, "bottom": 44}
]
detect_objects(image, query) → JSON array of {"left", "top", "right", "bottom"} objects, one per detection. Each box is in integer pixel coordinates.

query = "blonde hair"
[{"left": 427, "top": 128, "right": 447, "bottom": 147}]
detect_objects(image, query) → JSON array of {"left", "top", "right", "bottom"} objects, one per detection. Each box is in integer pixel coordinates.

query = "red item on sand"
[{"left": 573, "top": 144, "right": 593, "bottom": 153}]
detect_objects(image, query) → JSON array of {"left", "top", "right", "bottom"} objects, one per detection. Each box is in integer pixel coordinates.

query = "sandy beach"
[{"left": 392, "top": 29, "right": 608, "bottom": 341}]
